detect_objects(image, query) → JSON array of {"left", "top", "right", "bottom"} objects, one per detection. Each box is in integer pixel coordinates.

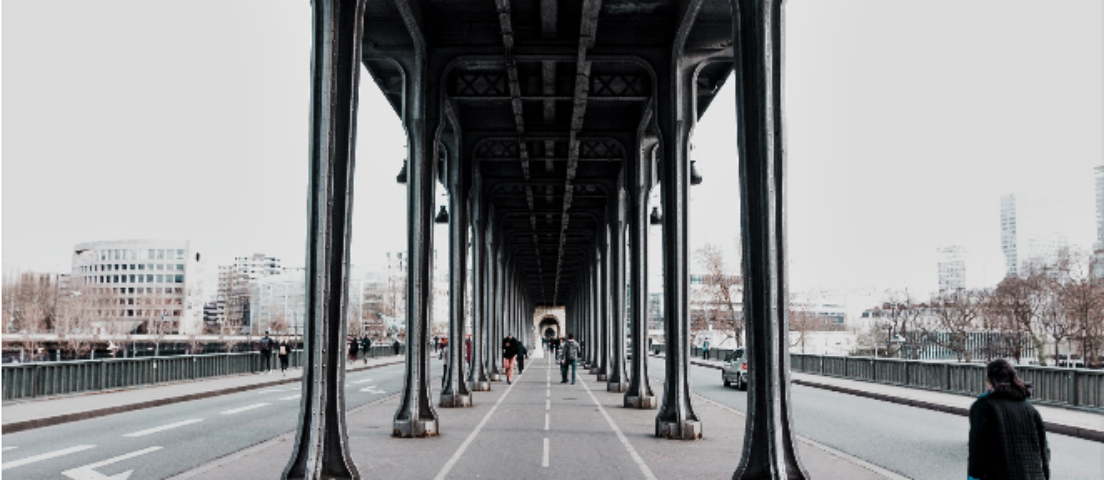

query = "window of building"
[
  {"left": 146, "top": 274, "right": 153, "bottom": 283},
  {"left": 157, "top": 249, "right": 165, "bottom": 260},
  {"left": 128, "top": 287, "right": 135, "bottom": 294},
  {"left": 175, "top": 275, "right": 184, "bottom": 283},
  {"left": 156, "top": 264, "right": 164, "bottom": 271},
  {"left": 176, "top": 264, "right": 184, "bottom": 271},
  {"left": 156, "top": 275, "right": 163, "bottom": 283},
  {"left": 177, "top": 249, "right": 184, "bottom": 259},
  {"left": 129, "top": 275, "right": 136, "bottom": 283}
]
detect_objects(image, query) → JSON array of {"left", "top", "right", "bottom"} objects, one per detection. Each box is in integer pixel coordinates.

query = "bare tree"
[
  {"left": 1053, "top": 247, "right": 1104, "bottom": 367},
  {"left": 920, "top": 291, "right": 981, "bottom": 362},
  {"left": 694, "top": 243, "right": 743, "bottom": 346},
  {"left": 4, "top": 272, "right": 58, "bottom": 361},
  {"left": 871, "top": 289, "right": 925, "bottom": 358}
]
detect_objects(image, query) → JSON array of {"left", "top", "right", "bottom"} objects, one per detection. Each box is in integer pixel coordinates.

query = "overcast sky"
[{"left": 2, "top": 0, "right": 1101, "bottom": 302}]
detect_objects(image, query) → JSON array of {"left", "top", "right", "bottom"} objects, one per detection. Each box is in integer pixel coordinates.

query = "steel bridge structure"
[{"left": 289, "top": 0, "right": 802, "bottom": 478}]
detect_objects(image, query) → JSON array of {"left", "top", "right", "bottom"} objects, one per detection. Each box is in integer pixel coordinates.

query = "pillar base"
[
  {"left": 489, "top": 373, "right": 502, "bottom": 381},
  {"left": 468, "top": 380, "right": 491, "bottom": 391},
  {"left": 439, "top": 393, "right": 472, "bottom": 408},
  {"left": 589, "top": 367, "right": 600, "bottom": 374},
  {"left": 596, "top": 374, "right": 608, "bottom": 381},
  {"left": 624, "top": 394, "right": 657, "bottom": 409},
  {"left": 393, "top": 418, "right": 438, "bottom": 438},
  {"left": 655, "top": 419, "right": 701, "bottom": 440},
  {"left": 607, "top": 382, "right": 626, "bottom": 393}
]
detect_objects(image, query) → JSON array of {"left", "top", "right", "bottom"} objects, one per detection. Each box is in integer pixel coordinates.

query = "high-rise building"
[
  {"left": 70, "top": 240, "right": 205, "bottom": 335},
  {"left": 1000, "top": 194, "right": 1068, "bottom": 277},
  {"left": 216, "top": 253, "right": 284, "bottom": 333},
  {"left": 1094, "top": 166, "right": 1104, "bottom": 278},
  {"left": 937, "top": 245, "right": 967, "bottom": 295}
]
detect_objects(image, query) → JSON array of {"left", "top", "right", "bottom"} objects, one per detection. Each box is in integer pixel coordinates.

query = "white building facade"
[
  {"left": 1000, "top": 193, "right": 1068, "bottom": 277},
  {"left": 937, "top": 245, "right": 967, "bottom": 295},
  {"left": 70, "top": 239, "right": 205, "bottom": 335}
]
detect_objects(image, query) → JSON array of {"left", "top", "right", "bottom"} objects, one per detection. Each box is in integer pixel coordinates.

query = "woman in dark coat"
[{"left": 968, "top": 358, "right": 1049, "bottom": 480}]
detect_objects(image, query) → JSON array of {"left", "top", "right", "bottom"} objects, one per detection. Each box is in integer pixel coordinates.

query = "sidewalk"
[
  {"left": 1, "top": 355, "right": 404, "bottom": 434},
  {"left": 173, "top": 355, "right": 901, "bottom": 479},
  {"left": 677, "top": 354, "right": 1104, "bottom": 443}
]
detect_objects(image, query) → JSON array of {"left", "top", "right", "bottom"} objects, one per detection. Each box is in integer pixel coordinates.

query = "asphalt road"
[
  {"left": 647, "top": 356, "right": 1104, "bottom": 479},
  {"left": 1, "top": 360, "right": 412, "bottom": 480}
]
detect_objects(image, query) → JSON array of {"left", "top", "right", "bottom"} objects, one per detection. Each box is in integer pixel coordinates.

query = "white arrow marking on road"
[
  {"left": 123, "top": 419, "right": 203, "bottom": 438},
  {"left": 359, "top": 385, "right": 385, "bottom": 394},
  {"left": 279, "top": 394, "right": 301, "bottom": 401},
  {"left": 61, "top": 446, "right": 162, "bottom": 480},
  {"left": 2, "top": 445, "right": 95, "bottom": 470},
  {"left": 220, "top": 403, "right": 270, "bottom": 415}
]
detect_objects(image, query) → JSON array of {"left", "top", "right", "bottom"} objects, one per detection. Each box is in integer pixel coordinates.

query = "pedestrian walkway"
[
  {"left": 173, "top": 354, "right": 897, "bottom": 479},
  {"left": 681, "top": 354, "right": 1104, "bottom": 442},
  {"left": 2, "top": 355, "right": 404, "bottom": 434}
]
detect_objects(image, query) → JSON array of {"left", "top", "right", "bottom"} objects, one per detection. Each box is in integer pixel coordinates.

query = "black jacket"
[
  {"left": 502, "top": 339, "right": 519, "bottom": 359},
  {"left": 968, "top": 391, "right": 1049, "bottom": 480}
]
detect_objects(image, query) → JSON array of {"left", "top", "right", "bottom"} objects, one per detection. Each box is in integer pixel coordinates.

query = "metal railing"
[
  {"left": 2, "top": 345, "right": 403, "bottom": 402},
  {"left": 791, "top": 353, "right": 1104, "bottom": 411}
]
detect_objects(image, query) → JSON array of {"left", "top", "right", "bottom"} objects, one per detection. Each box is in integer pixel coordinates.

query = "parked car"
[{"left": 721, "top": 348, "right": 748, "bottom": 390}]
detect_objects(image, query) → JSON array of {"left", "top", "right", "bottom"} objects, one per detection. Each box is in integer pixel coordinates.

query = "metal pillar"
[
  {"left": 608, "top": 182, "right": 628, "bottom": 393},
  {"left": 392, "top": 13, "right": 441, "bottom": 437},
  {"left": 625, "top": 137, "right": 657, "bottom": 408},
  {"left": 283, "top": 1, "right": 365, "bottom": 478},
  {"left": 440, "top": 131, "right": 471, "bottom": 408},
  {"left": 655, "top": 48, "right": 702, "bottom": 440},
  {"left": 596, "top": 228, "right": 610, "bottom": 381},
  {"left": 488, "top": 243, "right": 503, "bottom": 380},
  {"left": 731, "top": 0, "right": 808, "bottom": 477},
  {"left": 468, "top": 175, "right": 491, "bottom": 392}
]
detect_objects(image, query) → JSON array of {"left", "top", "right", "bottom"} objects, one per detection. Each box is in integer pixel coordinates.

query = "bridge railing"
[
  {"left": 791, "top": 353, "right": 1104, "bottom": 411},
  {"left": 1, "top": 345, "right": 403, "bottom": 402}
]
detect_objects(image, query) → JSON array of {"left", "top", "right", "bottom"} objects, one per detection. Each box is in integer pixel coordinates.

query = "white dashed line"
[
  {"left": 61, "top": 446, "right": 162, "bottom": 480},
  {"left": 279, "top": 394, "right": 301, "bottom": 401},
  {"left": 2, "top": 447, "right": 17, "bottom": 452},
  {"left": 220, "top": 403, "right": 270, "bottom": 415},
  {"left": 124, "top": 419, "right": 203, "bottom": 438},
  {"left": 544, "top": 414, "right": 549, "bottom": 430},
  {"left": 545, "top": 399, "right": 550, "bottom": 410},
  {"left": 2, "top": 445, "right": 95, "bottom": 470},
  {"left": 542, "top": 438, "right": 549, "bottom": 467},
  {"left": 433, "top": 375, "right": 520, "bottom": 480},
  {"left": 351, "top": 378, "right": 374, "bottom": 384},
  {"left": 546, "top": 388, "right": 550, "bottom": 397},
  {"left": 579, "top": 379, "right": 657, "bottom": 480}
]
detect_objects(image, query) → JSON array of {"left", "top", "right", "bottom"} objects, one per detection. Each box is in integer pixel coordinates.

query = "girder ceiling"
[{"left": 362, "top": 0, "right": 735, "bottom": 306}]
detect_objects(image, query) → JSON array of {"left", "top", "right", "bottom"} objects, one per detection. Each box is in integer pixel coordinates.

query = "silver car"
[{"left": 721, "top": 348, "right": 748, "bottom": 390}]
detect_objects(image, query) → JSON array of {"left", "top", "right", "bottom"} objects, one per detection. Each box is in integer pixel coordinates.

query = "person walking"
[
  {"left": 259, "top": 331, "right": 274, "bottom": 375},
  {"left": 517, "top": 338, "right": 528, "bottom": 374},
  {"left": 559, "top": 333, "right": 580, "bottom": 384},
  {"left": 703, "top": 339, "right": 711, "bottom": 361},
  {"left": 360, "top": 336, "right": 371, "bottom": 364},
  {"left": 502, "top": 335, "right": 518, "bottom": 385},
  {"left": 968, "top": 358, "right": 1049, "bottom": 480},
  {"left": 348, "top": 336, "right": 359, "bottom": 363},
  {"left": 277, "top": 339, "right": 290, "bottom": 376}
]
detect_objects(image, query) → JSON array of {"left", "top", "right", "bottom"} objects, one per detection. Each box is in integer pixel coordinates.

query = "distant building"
[
  {"left": 937, "top": 245, "right": 967, "bottom": 295},
  {"left": 217, "top": 253, "right": 284, "bottom": 334},
  {"left": 1000, "top": 193, "right": 1068, "bottom": 277},
  {"left": 70, "top": 240, "right": 205, "bottom": 335},
  {"left": 249, "top": 268, "right": 304, "bottom": 336},
  {"left": 1094, "top": 166, "right": 1104, "bottom": 279}
]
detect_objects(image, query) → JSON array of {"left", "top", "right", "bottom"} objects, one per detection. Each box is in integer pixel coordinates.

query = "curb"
[
  {"left": 1, "top": 359, "right": 404, "bottom": 435},
  {"left": 675, "top": 356, "right": 1104, "bottom": 444}
]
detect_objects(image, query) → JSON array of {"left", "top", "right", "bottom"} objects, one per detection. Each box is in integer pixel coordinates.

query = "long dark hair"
[{"left": 987, "top": 359, "right": 1032, "bottom": 400}]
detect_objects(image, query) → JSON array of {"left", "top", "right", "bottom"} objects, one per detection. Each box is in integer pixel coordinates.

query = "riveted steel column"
[
  {"left": 655, "top": 57, "right": 702, "bottom": 440},
  {"left": 589, "top": 253, "right": 600, "bottom": 373},
  {"left": 608, "top": 182, "right": 628, "bottom": 393},
  {"left": 283, "top": 1, "right": 365, "bottom": 477},
  {"left": 440, "top": 130, "right": 471, "bottom": 408},
  {"left": 626, "top": 138, "right": 657, "bottom": 408},
  {"left": 488, "top": 242, "right": 503, "bottom": 380},
  {"left": 392, "top": 48, "right": 441, "bottom": 441},
  {"left": 468, "top": 175, "right": 491, "bottom": 392},
  {"left": 731, "top": 0, "right": 807, "bottom": 477},
  {"left": 596, "top": 226, "right": 610, "bottom": 381}
]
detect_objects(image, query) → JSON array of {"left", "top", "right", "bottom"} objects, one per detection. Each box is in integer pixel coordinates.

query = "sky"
[{"left": 2, "top": 0, "right": 1102, "bottom": 305}]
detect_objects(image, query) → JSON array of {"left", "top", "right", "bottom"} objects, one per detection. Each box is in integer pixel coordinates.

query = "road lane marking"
[
  {"left": 433, "top": 374, "right": 520, "bottom": 480},
  {"left": 256, "top": 388, "right": 295, "bottom": 394},
  {"left": 61, "top": 446, "right": 162, "bottom": 480},
  {"left": 545, "top": 399, "right": 550, "bottom": 410},
  {"left": 544, "top": 414, "right": 549, "bottom": 430},
  {"left": 2, "top": 445, "right": 95, "bottom": 470},
  {"left": 542, "top": 438, "right": 549, "bottom": 467},
  {"left": 220, "top": 403, "right": 270, "bottom": 415},
  {"left": 123, "top": 419, "right": 203, "bottom": 438},
  {"left": 579, "top": 379, "right": 657, "bottom": 480},
  {"left": 359, "top": 385, "right": 385, "bottom": 394},
  {"left": 2, "top": 447, "right": 17, "bottom": 451},
  {"left": 279, "top": 394, "right": 301, "bottom": 401},
  {"left": 351, "top": 378, "right": 374, "bottom": 384},
  {"left": 546, "top": 388, "right": 550, "bottom": 397}
]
